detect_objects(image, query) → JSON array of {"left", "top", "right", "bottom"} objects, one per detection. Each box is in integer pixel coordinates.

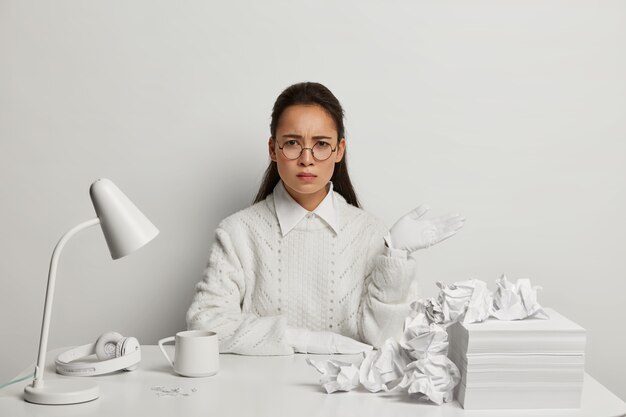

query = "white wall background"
[{"left": 1, "top": 0, "right": 624, "bottom": 401}]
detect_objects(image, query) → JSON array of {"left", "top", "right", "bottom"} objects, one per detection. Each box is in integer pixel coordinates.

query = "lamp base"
[{"left": 24, "top": 380, "right": 99, "bottom": 405}]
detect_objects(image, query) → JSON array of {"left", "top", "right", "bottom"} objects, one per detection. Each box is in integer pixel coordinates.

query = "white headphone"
[{"left": 55, "top": 331, "right": 141, "bottom": 376}]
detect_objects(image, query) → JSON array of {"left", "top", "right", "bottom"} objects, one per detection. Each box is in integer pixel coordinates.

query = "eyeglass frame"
[{"left": 272, "top": 137, "right": 340, "bottom": 161}]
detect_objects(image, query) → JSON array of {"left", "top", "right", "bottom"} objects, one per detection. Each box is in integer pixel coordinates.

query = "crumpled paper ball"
[
  {"left": 423, "top": 297, "right": 445, "bottom": 324},
  {"left": 359, "top": 338, "right": 411, "bottom": 392},
  {"left": 402, "top": 301, "right": 430, "bottom": 335},
  {"left": 491, "top": 274, "right": 549, "bottom": 320},
  {"left": 305, "top": 358, "right": 360, "bottom": 393},
  {"left": 391, "top": 354, "right": 461, "bottom": 405},
  {"left": 437, "top": 279, "right": 493, "bottom": 324},
  {"left": 401, "top": 300, "right": 449, "bottom": 357},
  {"left": 401, "top": 322, "right": 450, "bottom": 359}
]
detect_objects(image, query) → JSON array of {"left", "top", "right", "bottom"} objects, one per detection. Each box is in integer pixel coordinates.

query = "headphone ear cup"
[
  {"left": 116, "top": 336, "right": 140, "bottom": 371},
  {"left": 95, "top": 331, "right": 124, "bottom": 361}
]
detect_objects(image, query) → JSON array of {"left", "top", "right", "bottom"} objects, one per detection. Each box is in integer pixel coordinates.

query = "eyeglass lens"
[{"left": 281, "top": 141, "right": 334, "bottom": 160}]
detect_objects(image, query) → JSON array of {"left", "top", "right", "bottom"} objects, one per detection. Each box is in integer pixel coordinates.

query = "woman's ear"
[
  {"left": 268, "top": 137, "right": 277, "bottom": 161},
  {"left": 335, "top": 138, "right": 346, "bottom": 163}
]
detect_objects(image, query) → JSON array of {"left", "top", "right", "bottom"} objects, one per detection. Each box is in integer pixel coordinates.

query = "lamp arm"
[{"left": 31, "top": 217, "right": 101, "bottom": 389}]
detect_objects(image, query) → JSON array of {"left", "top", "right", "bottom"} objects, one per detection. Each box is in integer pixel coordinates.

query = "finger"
[
  {"left": 440, "top": 222, "right": 464, "bottom": 238},
  {"left": 408, "top": 204, "right": 429, "bottom": 220},
  {"left": 430, "top": 218, "right": 449, "bottom": 230},
  {"left": 336, "top": 338, "right": 373, "bottom": 353},
  {"left": 439, "top": 213, "right": 465, "bottom": 224},
  {"left": 431, "top": 213, "right": 463, "bottom": 228},
  {"left": 352, "top": 340, "right": 374, "bottom": 351},
  {"left": 444, "top": 219, "right": 465, "bottom": 232},
  {"left": 433, "top": 231, "right": 458, "bottom": 245},
  {"left": 444, "top": 215, "right": 465, "bottom": 228},
  {"left": 355, "top": 341, "right": 373, "bottom": 350}
]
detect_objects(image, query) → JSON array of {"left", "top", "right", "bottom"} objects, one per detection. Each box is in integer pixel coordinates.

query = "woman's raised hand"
[{"left": 385, "top": 204, "right": 466, "bottom": 253}]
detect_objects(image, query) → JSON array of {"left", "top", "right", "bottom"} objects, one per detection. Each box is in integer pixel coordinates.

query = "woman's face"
[{"left": 269, "top": 104, "right": 345, "bottom": 207}]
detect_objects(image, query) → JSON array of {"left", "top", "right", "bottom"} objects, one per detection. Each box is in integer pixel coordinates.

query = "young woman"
[{"left": 186, "top": 82, "right": 465, "bottom": 355}]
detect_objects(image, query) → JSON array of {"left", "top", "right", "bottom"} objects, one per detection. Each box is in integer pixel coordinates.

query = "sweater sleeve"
[
  {"left": 186, "top": 227, "right": 293, "bottom": 355},
  {"left": 358, "top": 227, "right": 417, "bottom": 348}
]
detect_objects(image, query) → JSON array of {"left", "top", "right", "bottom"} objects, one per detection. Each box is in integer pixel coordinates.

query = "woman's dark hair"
[{"left": 253, "top": 82, "right": 361, "bottom": 207}]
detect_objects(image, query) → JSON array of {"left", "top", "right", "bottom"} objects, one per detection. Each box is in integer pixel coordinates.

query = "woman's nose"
[{"left": 298, "top": 148, "right": 314, "bottom": 165}]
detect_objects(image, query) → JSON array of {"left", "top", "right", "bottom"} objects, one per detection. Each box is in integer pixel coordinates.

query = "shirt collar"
[{"left": 273, "top": 180, "right": 339, "bottom": 237}]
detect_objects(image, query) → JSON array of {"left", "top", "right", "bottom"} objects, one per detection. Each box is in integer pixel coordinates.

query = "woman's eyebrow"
[{"left": 281, "top": 134, "right": 334, "bottom": 140}]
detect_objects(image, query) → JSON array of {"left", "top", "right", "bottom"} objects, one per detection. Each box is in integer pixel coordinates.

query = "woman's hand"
[
  {"left": 386, "top": 204, "right": 465, "bottom": 253},
  {"left": 285, "top": 327, "right": 373, "bottom": 354}
]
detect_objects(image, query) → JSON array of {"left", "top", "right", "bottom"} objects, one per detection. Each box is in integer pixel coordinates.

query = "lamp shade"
[{"left": 89, "top": 178, "right": 159, "bottom": 259}]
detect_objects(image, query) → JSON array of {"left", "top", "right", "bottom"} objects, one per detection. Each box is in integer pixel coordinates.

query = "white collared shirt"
[{"left": 273, "top": 180, "right": 339, "bottom": 237}]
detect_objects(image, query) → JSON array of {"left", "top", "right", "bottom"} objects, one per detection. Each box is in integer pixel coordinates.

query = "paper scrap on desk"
[
  {"left": 437, "top": 279, "right": 492, "bottom": 324},
  {"left": 306, "top": 358, "right": 360, "bottom": 393},
  {"left": 151, "top": 386, "right": 198, "bottom": 398},
  {"left": 359, "top": 339, "right": 411, "bottom": 392},
  {"left": 392, "top": 355, "right": 460, "bottom": 405},
  {"left": 491, "top": 275, "right": 549, "bottom": 320}
]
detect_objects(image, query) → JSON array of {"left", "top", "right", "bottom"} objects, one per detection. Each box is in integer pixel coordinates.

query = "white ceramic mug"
[{"left": 157, "top": 330, "right": 219, "bottom": 377}]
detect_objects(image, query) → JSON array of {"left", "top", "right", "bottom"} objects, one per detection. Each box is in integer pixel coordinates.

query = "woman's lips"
[{"left": 297, "top": 173, "right": 317, "bottom": 181}]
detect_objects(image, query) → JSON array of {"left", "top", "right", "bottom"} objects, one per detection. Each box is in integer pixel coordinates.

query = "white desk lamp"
[{"left": 23, "top": 178, "right": 159, "bottom": 405}]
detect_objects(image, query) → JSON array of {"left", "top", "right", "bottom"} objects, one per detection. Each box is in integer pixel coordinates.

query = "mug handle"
[{"left": 157, "top": 336, "right": 175, "bottom": 368}]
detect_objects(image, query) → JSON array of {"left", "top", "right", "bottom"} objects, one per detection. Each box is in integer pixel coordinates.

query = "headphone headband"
[{"left": 56, "top": 341, "right": 141, "bottom": 376}]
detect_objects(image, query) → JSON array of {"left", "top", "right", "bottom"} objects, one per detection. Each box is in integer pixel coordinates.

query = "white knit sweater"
[{"left": 186, "top": 190, "right": 417, "bottom": 355}]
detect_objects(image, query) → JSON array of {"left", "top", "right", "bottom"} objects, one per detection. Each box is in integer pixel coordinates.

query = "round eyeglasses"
[{"left": 276, "top": 140, "right": 338, "bottom": 161}]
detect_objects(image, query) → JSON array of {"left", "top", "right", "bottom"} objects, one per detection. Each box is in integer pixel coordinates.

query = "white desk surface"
[{"left": 1, "top": 346, "right": 625, "bottom": 417}]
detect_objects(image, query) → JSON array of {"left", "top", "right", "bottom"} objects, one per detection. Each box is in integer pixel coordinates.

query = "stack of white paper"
[{"left": 447, "top": 308, "right": 586, "bottom": 410}]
